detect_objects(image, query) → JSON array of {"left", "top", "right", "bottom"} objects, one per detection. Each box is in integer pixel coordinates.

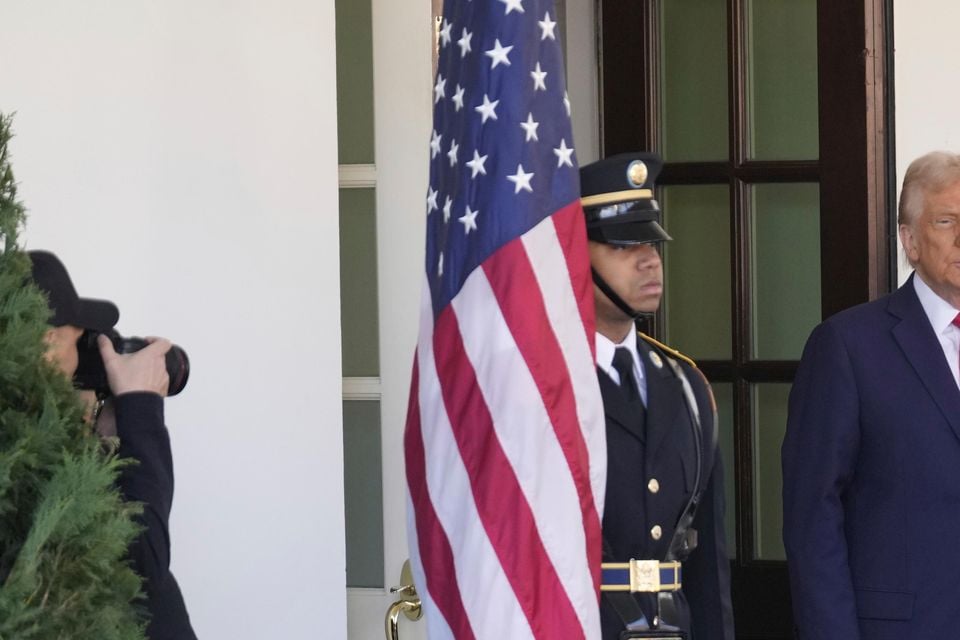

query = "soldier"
[{"left": 582, "top": 153, "right": 734, "bottom": 640}]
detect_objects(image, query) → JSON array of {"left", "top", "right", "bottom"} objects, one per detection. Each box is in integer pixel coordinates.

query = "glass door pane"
[
  {"left": 752, "top": 383, "right": 790, "bottom": 561},
  {"left": 750, "top": 183, "right": 821, "bottom": 360},
  {"left": 336, "top": 0, "right": 375, "bottom": 164},
  {"left": 340, "top": 188, "right": 380, "bottom": 377},
  {"left": 746, "top": 0, "right": 818, "bottom": 161},
  {"left": 662, "top": 185, "right": 732, "bottom": 359},
  {"left": 344, "top": 400, "right": 385, "bottom": 587},
  {"left": 660, "top": 0, "right": 729, "bottom": 162}
]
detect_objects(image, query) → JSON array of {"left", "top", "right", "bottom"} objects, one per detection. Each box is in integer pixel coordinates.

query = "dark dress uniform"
[{"left": 599, "top": 333, "right": 734, "bottom": 640}]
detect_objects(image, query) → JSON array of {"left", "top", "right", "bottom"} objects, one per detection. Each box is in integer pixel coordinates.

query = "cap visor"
[
  {"left": 590, "top": 220, "right": 672, "bottom": 245},
  {"left": 74, "top": 298, "right": 119, "bottom": 331}
]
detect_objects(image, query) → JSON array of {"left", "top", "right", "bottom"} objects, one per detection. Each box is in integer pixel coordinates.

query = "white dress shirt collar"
[
  {"left": 914, "top": 272, "right": 960, "bottom": 334},
  {"left": 595, "top": 330, "right": 647, "bottom": 404},
  {"left": 913, "top": 272, "right": 960, "bottom": 389}
]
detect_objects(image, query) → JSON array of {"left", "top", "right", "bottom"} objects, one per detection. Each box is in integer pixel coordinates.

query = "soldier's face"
[
  {"left": 589, "top": 241, "right": 663, "bottom": 320},
  {"left": 901, "top": 179, "right": 960, "bottom": 308}
]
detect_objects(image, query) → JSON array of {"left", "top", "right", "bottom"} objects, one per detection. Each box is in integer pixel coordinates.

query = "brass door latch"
[{"left": 385, "top": 560, "right": 422, "bottom": 640}]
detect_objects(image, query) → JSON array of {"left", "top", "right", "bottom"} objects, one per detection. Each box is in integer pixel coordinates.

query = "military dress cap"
[
  {"left": 580, "top": 152, "right": 672, "bottom": 245},
  {"left": 28, "top": 250, "right": 119, "bottom": 331}
]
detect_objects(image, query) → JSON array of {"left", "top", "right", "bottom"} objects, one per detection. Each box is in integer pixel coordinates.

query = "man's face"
[
  {"left": 589, "top": 240, "right": 664, "bottom": 321},
  {"left": 900, "top": 179, "right": 960, "bottom": 308},
  {"left": 44, "top": 324, "right": 84, "bottom": 378}
]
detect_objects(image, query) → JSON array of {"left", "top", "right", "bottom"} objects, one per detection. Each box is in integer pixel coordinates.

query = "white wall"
[
  {"left": 0, "top": 2, "right": 346, "bottom": 639},
  {"left": 894, "top": 0, "right": 960, "bottom": 282}
]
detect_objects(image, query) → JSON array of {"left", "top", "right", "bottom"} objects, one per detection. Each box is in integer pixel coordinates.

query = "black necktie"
[{"left": 612, "top": 347, "right": 639, "bottom": 402}]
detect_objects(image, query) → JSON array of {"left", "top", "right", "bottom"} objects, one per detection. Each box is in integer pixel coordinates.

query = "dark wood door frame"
[
  {"left": 818, "top": 0, "right": 893, "bottom": 318},
  {"left": 597, "top": 1, "right": 894, "bottom": 638}
]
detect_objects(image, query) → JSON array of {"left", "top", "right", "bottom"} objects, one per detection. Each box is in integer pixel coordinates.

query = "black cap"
[
  {"left": 28, "top": 251, "right": 119, "bottom": 330},
  {"left": 580, "top": 152, "right": 672, "bottom": 245}
]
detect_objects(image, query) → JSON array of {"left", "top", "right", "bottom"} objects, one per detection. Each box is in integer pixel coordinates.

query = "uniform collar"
[{"left": 595, "top": 330, "right": 644, "bottom": 386}]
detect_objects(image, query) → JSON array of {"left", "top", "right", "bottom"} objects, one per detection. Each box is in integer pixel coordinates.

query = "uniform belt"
[{"left": 600, "top": 560, "right": 682, "bottom": 593}]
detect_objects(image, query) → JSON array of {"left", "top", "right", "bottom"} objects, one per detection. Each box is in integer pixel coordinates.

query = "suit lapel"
[
  {"left": 598, "top": 368, "right": 646, "bottom": 442},
  {"left": 889, "top": 274, "right": 960, "bottom": 443},
  {"left": 638, "top": 338, "right": 684, "bottom": 465}
]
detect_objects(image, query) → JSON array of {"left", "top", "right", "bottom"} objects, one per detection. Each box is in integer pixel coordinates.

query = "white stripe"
[
  {"left": 406, "top": 493, "right": 455, "bottom": 640},
  {"left": 451, "top": 255, "right": 596, "bottom": 637},
  {"left": 522, "top": 216, "right": 606, "bottom": 633},
  {"left": 523, "top": 216, "right": 607, "bottom": 515},
  {"left": 415, "top": 278, "right": 535, "bottom": 640}
]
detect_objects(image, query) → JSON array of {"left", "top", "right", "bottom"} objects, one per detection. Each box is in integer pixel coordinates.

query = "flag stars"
[
  {"left": 531, "top": 62, "right": 547, "bottom": 91},
  {"left": 447, "top": 139, "right": 460, "bottom": 167},
  {"left": 459, "top": 206, "right": 479, "bottom": 234},
  {"left": 426, "top": 187, "right": 439, "bottom": 213},
  {"left": 507, "top": 164, "right": 534, "bottom": 194},
  {"left": 564, "top": 91, "right": 571, "bottom": 116},
  {"left": 554, "top": 139, "right": 574, "bottom": 168},
  {"left": 539, "top": 12, "right": 557, "bottom": 40},
  {"left": 434, "top": 75, "right": 447, "bottom": 103},
  {"left": 453, "top": 84, "right": 465, "bottom": 111},
  {"left": 439, "top": 19, "right": 453, "bottom": 47},
  {"left": 430, "top": 130, "right": 442, "bottom": 158},
  {"left": 498, "top": 0, "right": 524, "bottom": 15},
  {"left": 475, "top": 94, "right": 499, "bottom": 124},
  {"left": 520, "top": 113, "right": 540, "bottom": 142},
  {"left": 442, "top": 196, "right": 453, "bottom": 222},
  {"left": 438, "top": 252, "right": 444, "bottom": 277},
  {"left": 485, "top": 39, "right": 513, "bottom": 69},
  {"left": 458, "top": 28, "right": 473, "bottom": 58},
  {"left": 466, "top": 150, "right": 488, "bottom": 178}
]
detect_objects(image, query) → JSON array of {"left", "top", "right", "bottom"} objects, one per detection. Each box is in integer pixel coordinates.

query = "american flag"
[{"left": 403, "top": 1, "right": 606, "bottom": 638}]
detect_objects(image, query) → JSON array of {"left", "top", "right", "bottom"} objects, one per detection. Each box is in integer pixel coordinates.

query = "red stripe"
[
  {"left": 404, "top": 357, "right": 477, "bottom": 640},
  {"left": 433, "top": 306, "right": 586, "bottom": 640},
  {"left": 552, "top": 201, "right": 597, "bottom": 361},
  {"left": 482, "top": 211, "right": 603, "bottom": 593}
]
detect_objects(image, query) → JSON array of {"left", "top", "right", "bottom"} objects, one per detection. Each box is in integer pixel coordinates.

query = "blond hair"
[{"left": 898, "top": 151, "right": 960, "bottom": 225}]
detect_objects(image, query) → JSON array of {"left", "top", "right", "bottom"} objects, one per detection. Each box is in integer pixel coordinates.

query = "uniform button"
[
  {"left": 650, "top": 525, "right": 662, "bottom": 540},
  {"left": 647, "top": 478, "right": 660, "bottom": 494}
]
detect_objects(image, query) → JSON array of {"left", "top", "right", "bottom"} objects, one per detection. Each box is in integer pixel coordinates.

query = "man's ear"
[{"left": 899, "top": 223, "right": 919, "bottom": 264}]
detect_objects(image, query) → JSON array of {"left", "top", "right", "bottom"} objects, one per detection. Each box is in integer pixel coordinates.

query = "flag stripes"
[{"left": 408, "top": 211, "right": 603, "bottom": 639}]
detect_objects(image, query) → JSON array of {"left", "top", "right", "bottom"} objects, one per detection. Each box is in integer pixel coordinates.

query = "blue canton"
[{"left": 426, "top": 0, "right": 580, "bottom": 317}]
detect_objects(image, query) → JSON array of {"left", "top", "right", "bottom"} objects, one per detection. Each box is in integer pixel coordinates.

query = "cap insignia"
[{"left": 627, "top": 160, "right": 648, "bottom": 188}]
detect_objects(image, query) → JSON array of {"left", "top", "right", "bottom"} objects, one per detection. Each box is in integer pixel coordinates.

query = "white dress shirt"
[
  {"left": 595, "top": 330, "right": 648, "bottom": 406},
  {"left": 913, "top": 273, "right": 960, "bottom": 390}
]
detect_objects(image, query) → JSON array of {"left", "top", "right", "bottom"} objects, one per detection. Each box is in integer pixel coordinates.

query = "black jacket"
[{"left": 114, "top": 393, "right": 197, "bottom": 640}]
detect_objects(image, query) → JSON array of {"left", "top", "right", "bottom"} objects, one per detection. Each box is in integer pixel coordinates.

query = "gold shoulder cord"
[
  {"left": 637, "top": 331, "right": 697, "bottom": 368},
  {"left": 637, "top": 331, "right": 718, "bottom": 414}
]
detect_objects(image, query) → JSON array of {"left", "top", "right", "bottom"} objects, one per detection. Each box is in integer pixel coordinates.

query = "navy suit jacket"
[{"left": 783, "top": 274, "right": 960, "bottom": 639}]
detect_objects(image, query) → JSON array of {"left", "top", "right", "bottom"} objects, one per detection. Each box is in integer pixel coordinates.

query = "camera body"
[{"left": 75, "top": 329, "right": 190, "bottom": 397}]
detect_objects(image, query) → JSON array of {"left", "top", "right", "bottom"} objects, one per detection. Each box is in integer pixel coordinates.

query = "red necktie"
[{"left": 952, "top": 313, "right": 960, "bottom": 377}]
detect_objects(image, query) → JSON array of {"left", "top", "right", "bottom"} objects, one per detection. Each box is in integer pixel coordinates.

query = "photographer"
[{"left": 30, "top": 250, "right": 197, "bottom": 640}]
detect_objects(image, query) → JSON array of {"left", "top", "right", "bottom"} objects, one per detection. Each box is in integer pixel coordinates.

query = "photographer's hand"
[{"left": 98, "top": 334, "right": 172, "bottom": 397}]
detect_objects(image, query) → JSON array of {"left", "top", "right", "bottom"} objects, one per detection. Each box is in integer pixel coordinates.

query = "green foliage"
[{"left": 0, "top": 114, "right": 146, "bottom": 639}]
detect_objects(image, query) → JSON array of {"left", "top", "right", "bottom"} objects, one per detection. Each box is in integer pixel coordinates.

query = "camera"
[{"left": 74, "top": 329, "right": 190, "bottom": 397}]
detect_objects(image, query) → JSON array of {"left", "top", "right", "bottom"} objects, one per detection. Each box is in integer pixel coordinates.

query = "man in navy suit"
[
  {"left": 582, "top": 153, "right": 734, "bottom": 640},
  {"left": 783, "top": 151, "right": 960, "bottom": 639}
]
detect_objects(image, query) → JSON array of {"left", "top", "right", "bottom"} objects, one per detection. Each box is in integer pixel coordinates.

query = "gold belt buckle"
[{"left": 629, "top": 559, "right": 661, "bottom": 592}]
